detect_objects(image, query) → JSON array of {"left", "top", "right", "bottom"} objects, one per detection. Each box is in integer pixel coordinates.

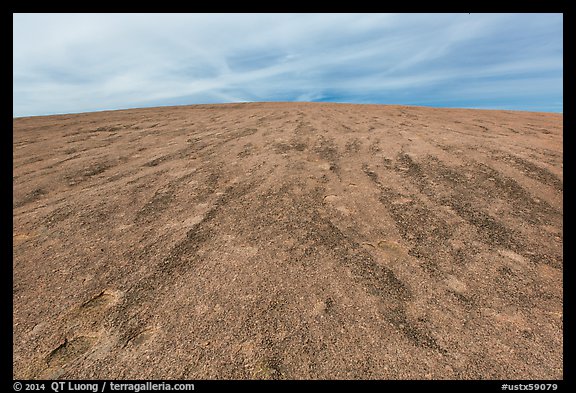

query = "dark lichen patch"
[
  {"left": 63, "top": 147, "right": 78, "bottom": 155},
  {"left": 407, "top": 248, "right": 443, "bottom": 277},
  {"left": 314, "top": 136, "right": 339, "bottom": 163},
  {"left": 449, "top": 290, "right": 476, "bottom": 310},
  {"left": 448, "top": 200, "right": 516, "bottom": 249},
  {"left": 254, "top": 356, "right": 284, "bottom": 380},
  {"left": 382, "top": 157, "right": 393, "bottom": 169},
  {"left": 273, "top": 140, "right": 307, "bottom": 154},
  {"left": 178, "top": 141, "right": 209, "bottom": 158},
  {"left": 324, "top": 297, "right": 335, "bottom": 314},
  {"left": 395, "top": 153, "right": 427, "bottom": 190},
  {"left": 500, "top": 154, "right": 563, "bottom": 192},
  {"left": 236, "top": 127, "right": 258, "bottom": 139},
  {"left": 14, "top": 188, "right": 48, "bottom": 209},
  {"left": 238, "top": 143, "right": 255, "bottom": 158},
  {"left": 135, "top": 186, "right": 175, "bottom": 223},
  {"left": 451, "top": 247, "right": 474, "bottom": 266},
  {"left": 292, "top": 142, "right": 307, "bottom": 152},
  {"left": 43, "top": 204, "right": 75, "bottom": 228},
  {"left": 369, "top": 140, "right": 382, "bottom": 155},
  {"left": 345, "top": 138, "right": 362, "bottom": 154},
  {"left": 358, "top": 257, "right": 412, "bottom": 302},
  {"left": 295, "top": 119, "right": 315, "bottom": 136},
  {"left": 382, "top": 304, "right": 446, "bottom": 353},
  {"left": 143, "top": 155, "right": 172, "bottom": 167},
  {"left": 21, "top": 155, "right": 45, "bottom": 165},
  {"left": 64, "top": 161, "right": 113, "bottom": 185},
  {"left": 91, "top": 125, "right": 122, "bottom": 133},
  {"left": 81, "top": 163, "right": 111, "bottom": 177}
]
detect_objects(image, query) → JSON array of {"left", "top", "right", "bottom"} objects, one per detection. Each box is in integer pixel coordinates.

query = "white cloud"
[{"left": 13, "top": 13, "right": 562, "bottom": 116}]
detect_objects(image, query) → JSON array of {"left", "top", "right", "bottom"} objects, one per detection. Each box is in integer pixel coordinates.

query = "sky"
[{"left": 13, "top": 13, "right": 563, "bottom": 117}]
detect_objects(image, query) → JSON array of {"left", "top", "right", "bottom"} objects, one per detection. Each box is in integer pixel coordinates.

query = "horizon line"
[{"left": 13, "top": 101, "right": 563, "bottom": 120}]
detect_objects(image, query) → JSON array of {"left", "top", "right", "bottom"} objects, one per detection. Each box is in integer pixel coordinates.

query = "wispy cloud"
[{"left": 13, "top": 13, "right": 562, "bottom": 116}]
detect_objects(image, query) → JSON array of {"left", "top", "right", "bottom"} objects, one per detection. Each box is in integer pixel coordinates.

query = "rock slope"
[{"left": 13, "top": 102, "right": 563, "bottom": 379}]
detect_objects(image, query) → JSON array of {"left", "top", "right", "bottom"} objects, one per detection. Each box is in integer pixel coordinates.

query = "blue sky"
[{"left": 13, "top": 13, "right": 563, "bottom": 117}]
